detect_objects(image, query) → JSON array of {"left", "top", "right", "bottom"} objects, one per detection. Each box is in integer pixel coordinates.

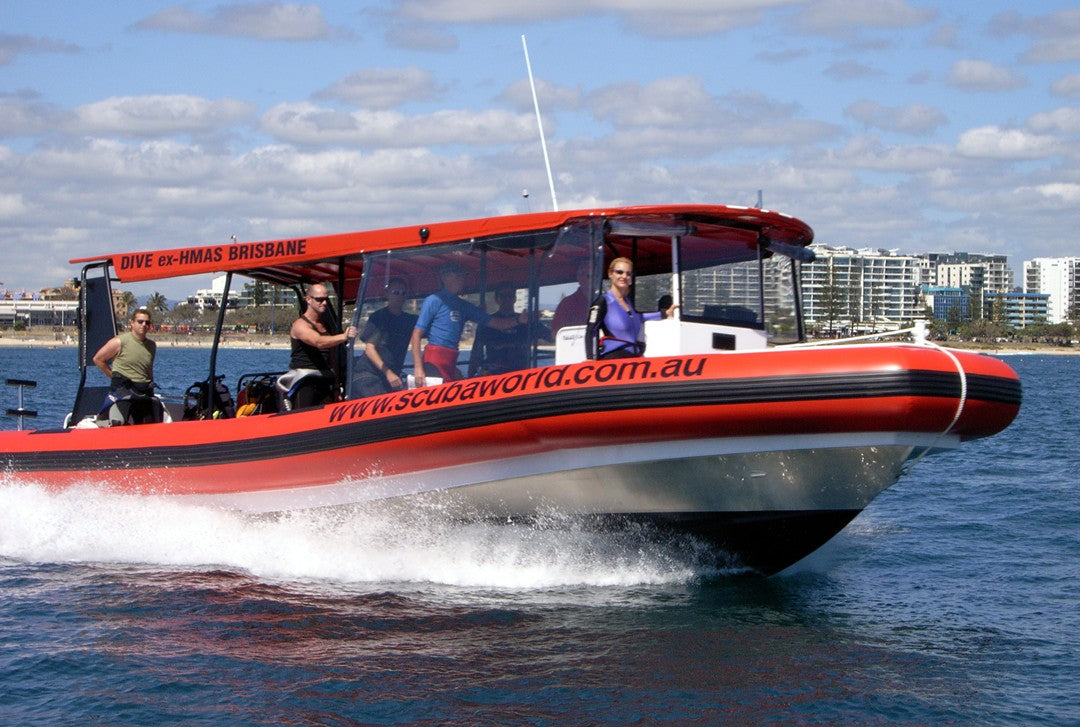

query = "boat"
[{"left": 0, "top": 204, "right": 1021, "bottom": 574}]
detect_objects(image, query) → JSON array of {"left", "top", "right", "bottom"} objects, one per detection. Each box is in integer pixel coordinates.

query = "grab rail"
[
  {"left": 785, "top": 320, "right": 930, "bottom": 347},
  {"left": 785, "top": 322, "right": 971, "bottom": 473},
  {"left": 5, "top": 378, "right": 38, "bottom": 431}
]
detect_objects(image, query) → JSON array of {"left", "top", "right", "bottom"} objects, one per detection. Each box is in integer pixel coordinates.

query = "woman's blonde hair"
[{"left": 607, "top": 257, "right": 633, "bottom": 275}]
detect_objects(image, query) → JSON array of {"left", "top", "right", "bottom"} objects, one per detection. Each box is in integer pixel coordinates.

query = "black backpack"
[{"left": 182, "top": 375, "right": 236, "bottom": 420}]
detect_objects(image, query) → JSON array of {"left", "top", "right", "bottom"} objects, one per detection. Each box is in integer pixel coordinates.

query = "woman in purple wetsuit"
[{"left": 586, "top": 257, "right": 677, "bottom": 359}]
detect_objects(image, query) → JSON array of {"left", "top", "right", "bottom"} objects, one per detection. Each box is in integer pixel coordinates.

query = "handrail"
[
  {"left": 785, "top": 320, "right": 930, "bottom": 347},
  {"left": 5, "top": 378, "right": 38, "bottom": 431},
  {"left": 786, "top": 321, "right": 971, "bottom": 474}
]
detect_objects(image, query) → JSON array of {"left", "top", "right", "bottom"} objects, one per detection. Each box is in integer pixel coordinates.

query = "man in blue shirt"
[{"left": 411, "top": 262, "right": 526, "bottom": 385}]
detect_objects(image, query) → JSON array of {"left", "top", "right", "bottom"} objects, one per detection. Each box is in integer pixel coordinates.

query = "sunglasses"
[
  {"left": 309, "top": 295, "right": 329, "bottom": 303},
  {"left": 611, "top": 269, "right": 633, "bottom": 276},
  {"left": 387, "top": 289, "right": 406, "bottom": 295},
  {"left": 133, "top": 319, "right": 151, "bottom": 325}
]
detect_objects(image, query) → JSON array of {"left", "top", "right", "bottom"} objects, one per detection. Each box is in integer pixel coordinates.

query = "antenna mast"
[{"left": 521, "top": 35, "right": 558, "bottom": 212}]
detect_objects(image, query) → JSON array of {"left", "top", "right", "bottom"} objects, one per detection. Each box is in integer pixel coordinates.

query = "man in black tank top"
[{"left": 287, "top": 284, "right": 358, "bottom": 408}]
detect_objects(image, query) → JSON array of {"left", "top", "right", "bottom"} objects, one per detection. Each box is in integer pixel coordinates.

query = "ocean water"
[{"left": 0, "top": 347, "right": 1076, "bottom": 725}]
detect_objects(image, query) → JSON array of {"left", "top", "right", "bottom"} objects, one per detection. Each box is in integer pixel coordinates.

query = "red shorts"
[{"left": 422, "top": 344, "right": 461, "bottom": 381}]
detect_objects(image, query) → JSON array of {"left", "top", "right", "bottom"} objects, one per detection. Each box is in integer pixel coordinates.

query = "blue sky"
[{"left": 2, "top": 1, "right": 1078, "bottom": 301}]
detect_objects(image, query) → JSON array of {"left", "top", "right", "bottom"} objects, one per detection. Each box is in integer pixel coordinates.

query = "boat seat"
[
  {"left": 68, "top": 384, "right": 112, "bottom": 427},
  {"left": 275, "top": 369, "right": 326, "bottom": 411},
  {"left": 101, "top": 392, "right": 167, "bottom": 426}
]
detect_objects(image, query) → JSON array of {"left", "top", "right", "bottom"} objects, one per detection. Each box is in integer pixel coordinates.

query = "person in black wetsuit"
[
  {"left": 468, "top": 283, "right": 551, "bottom": 377},
  {"left": 352, "top": 276, "right": 418, "bottom": 397},
  {"left": 287, "top": 284, "right": 358, "bottom": 409}
]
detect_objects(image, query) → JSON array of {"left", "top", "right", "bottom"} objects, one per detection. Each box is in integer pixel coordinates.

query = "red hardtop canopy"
[{"left": 70, "top": 204, "right": 813, "bottom": 294}]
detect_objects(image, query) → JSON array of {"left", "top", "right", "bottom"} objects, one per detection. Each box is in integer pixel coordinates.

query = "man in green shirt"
[{"left": 93, "top": 308, "right": 159, "bottom": 423}]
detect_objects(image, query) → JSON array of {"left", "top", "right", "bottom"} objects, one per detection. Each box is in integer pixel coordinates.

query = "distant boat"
[{"left": 0, "top": 204, "right": 1021, "bottom": 574}]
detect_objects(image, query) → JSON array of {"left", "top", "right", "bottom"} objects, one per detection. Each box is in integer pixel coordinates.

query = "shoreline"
[
  {"left": 0, "top": 332, "right": 291, "bottom": 350},
  {"left": 0, "top": 331, "right": 1076, "bottom": 355}
]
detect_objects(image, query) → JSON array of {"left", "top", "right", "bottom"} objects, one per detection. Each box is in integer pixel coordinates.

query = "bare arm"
[
  {"left": 365, "top": 338, "right": 403, "bottom": 390},
  {"left": 92, "top": 336, "right": 121, "bottom": 379},
  {"left": 291, "top": 318, "right": 357, "bottom": 350},
  {"left": 410, "top": 328, "right": 426, "bottom": 387}
]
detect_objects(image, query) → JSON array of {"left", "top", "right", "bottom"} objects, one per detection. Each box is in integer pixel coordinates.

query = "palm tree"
[
  {"left": 116, "top": 290, "right": 137, "bottom": 321},
  {"left": 146, "top": 291, "right": 168, "bottom": 313}
]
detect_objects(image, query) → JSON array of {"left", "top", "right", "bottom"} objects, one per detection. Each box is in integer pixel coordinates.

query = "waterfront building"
[
  {"left": 1023, "top": 257, "right": 1080, "bottom": 324},
  {"left": 236, "top": 278, "right": 294, "bottom": 308},
  {"left": 800, "top": 245, "right": 930, "bottom": 332},
  {"left": 923, "top": 286, "right": 971, "bottom": 323},
  {"left": 926, "top": 252, "right": 1013, "bottom": 319},
  {"left": 926, "top": 252, "right": 1013, "bottom": 293},
  {"left": 985, "top": 291, "right": 1050, "bottom": 329},
  {"left": 0, "top": 297, "right": 79, "bottom": 329},
  {"left": 187, "top": 275, "right": 241, "bottom": 311}
]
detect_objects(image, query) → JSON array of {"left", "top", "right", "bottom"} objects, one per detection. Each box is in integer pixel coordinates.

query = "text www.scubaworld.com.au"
[{"left": 329, "top": 356, "right": 708, "bottom": 422}]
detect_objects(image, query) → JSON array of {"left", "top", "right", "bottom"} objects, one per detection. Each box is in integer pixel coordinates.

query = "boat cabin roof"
[{"left": 70, "top": 204, "right": 813, "bottom": 299}]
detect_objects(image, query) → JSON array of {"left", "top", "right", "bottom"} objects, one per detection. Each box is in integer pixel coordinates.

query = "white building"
[
  {"left": 1023, "top": 257, "right": 1080, "bottom": 324},
  {"left": 927, "top": 253, "right": 1013, "bottom": 294},
  {"left": 188, "top": 275, "right": 241, "bottom": 312},
  {"left": 800, "top": 245, "right": 931, "bottom": 331},
  {"left": 0, "top": 295, "right": 79, "bottom": 328}
]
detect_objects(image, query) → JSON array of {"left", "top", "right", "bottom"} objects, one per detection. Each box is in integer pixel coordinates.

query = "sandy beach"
[
  {"left": 0, "top": 329, "right": 1075, "bottom": 355},
  {"left": 0, "top": 330, "right": 290, "bottom": 349}
]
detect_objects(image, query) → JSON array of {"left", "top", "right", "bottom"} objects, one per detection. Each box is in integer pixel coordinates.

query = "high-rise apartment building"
[
  {"left": 926, "top": 252, "right": 1013, "bottom": 294},
  {"left": 1023, "top": 257, "right": 1080, "bottom": 324},
  {"left": 800, "top": 245, "right": 930, "bottom": 332}
]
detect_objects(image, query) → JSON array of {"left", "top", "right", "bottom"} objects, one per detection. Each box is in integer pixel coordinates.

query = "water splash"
[{"left": 0, "top": 479, "right": 726, "bottom": 589}]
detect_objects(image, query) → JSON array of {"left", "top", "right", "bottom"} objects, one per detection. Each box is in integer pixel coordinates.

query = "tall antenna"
[{"left": 521, "top": 35, "right": 558, "bottom": 212}]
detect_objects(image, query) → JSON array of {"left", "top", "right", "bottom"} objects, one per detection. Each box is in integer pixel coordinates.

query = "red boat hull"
[{"left": 1, "top": 345, "right": 1020, "bottom": 573}]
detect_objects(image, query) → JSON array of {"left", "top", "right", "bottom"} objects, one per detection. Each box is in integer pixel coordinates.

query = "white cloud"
[
  {"left": 946, "top": 60, "right": 1025, "bottom": 92},
  {"left": 398, "top": 0, "right": 578, "bottom": 23},
  {"left": 956, "top": 126, "right": 1061, "bottom": 160},
  {"left": 589, "top": 77, "right": 713, "bottom": 127},
  {"left": 1051, "top": 73, "right": 1080, "bottom": 99},
  {"left": 1025, "top": 37, "right": 1080, "bottom": 64},
  {"left": 824, "top": 60, "right": 881, "bottom": 80},
  {"left": 805, "top": 136, "right": 951, "bottom": 173},
  {"left": 1029, "top": 183, "right": 1080, "bottom": 204},
  {"left": 926, "top": 21, "right": 959, "bottom": 49},
  {"left": 314, "top": 68, "right": 441, "bottom": 109},
  {"left": 990, "top": 9, "right": 1080, "bottom": 63},
  {"left": 71, "top": 95, "right": 255, "bottom": 137},
  {"left": 134, "top": 2, "right": 335, "bottom": 41},
  {"left": 0, "top": 33, "right": 81, "bottom": 65},
  {"left": 27, "top": 139, "right": 221, "bottom": 183},
  {"left": 260, "top": 103, "right": 537, "bottom": 147},
  {"left": 0, "top": 94, "right": 67, "bottom": 136},
  {"left": 0, "top": 192, "right": 27, "bottom": 218},
  {"left": 498, "top": 78, "right": 583, "bottom": 114},
  {"left": 1027, "top": 107, "right": 1080, "bottom": 134},
  {"left": 567, "top": 79, "right": 840, "bottom": 155},
  {"left": 845, "top": 100, "right": 947, "bottom": 135},
  {"left": 795, "top": 0, "right": 935, "bottom": 35},
  {"left": 394, "top": 0, "right": 801, "bottom": 36},
  {"left": 384, "top": 24, "right": 458, "bottom": 52},
  {"left": 755, "top": 48, "right": 811, "bottom": 64}
]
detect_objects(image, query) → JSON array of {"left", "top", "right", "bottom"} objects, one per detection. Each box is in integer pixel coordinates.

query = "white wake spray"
[{"left": 0, "top": 479, "right": 727, "bottom": 589}]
